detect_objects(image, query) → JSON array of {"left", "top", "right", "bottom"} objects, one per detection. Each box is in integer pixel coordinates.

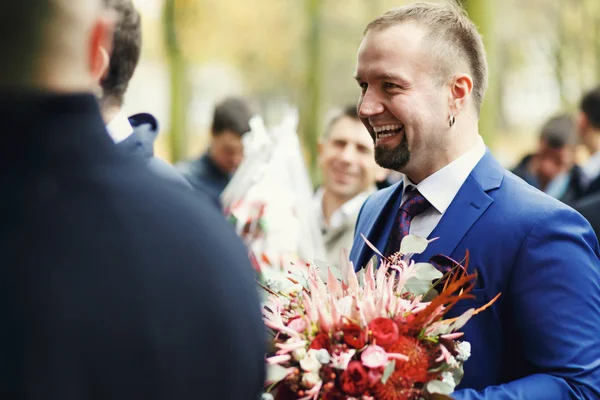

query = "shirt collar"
[
  {"left": 403, "top": 136, "right": 486, "bottom": 214},
  {"left": 106, "top": 111, "right": 134, "bottom": 144},
  {"left": 314, "top": 187, "right": 373, "bottom": 231}
]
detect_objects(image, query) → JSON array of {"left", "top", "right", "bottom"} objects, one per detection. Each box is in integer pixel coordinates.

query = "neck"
[
  {"left": 101, "top": 103, "right": 122, "bottom": 126},
  {"left": 405, "top": 122, "right": 480, "bottom": 184},
  {"left": 321, "top": 190, "right": 351, "bottom": 225}
]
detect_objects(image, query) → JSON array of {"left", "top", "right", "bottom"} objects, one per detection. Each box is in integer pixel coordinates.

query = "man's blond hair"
[{"left": 364, "top": 2, "right": 488, "bottom": 115}]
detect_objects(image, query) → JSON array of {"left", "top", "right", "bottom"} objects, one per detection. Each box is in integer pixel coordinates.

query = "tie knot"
[{"left": 400, "top": 188, "right": 430, "bottom": 217}]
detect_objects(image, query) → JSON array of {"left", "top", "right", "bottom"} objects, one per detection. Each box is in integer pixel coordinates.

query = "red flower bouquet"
[{"left": 261, "top": 236, "right": 500, "bottom": 400}]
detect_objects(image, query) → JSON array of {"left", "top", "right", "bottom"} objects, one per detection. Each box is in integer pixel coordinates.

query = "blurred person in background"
[
  {"left": 313, "top": 105, "right": 383, "bottom": 272},
  {"left": 176, "top": 97, "right": 253, "bottom": 201},
  {"left": 511, "top": 113, "right": 582, "bottom": 204},
  {"left": 98, "top": 0, "right": 189, "bottom": 188},
  {"left": 574, "top": 86, "right": 600, "bottom": 238},
  {"left": 0, "top": 0, "right": 265, "bottom": 398},
  {"left": 575, "top": 85, "right": 600, "bottom": 200}
]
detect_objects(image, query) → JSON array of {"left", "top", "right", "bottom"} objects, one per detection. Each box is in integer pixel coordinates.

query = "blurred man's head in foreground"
[{"left": 0, "top": 0, "right": 115, "bottom": 92}]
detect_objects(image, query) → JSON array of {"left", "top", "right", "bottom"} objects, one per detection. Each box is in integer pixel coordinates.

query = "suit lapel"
[
  {"left": 415, "top": 151, "right": 504, "bottom": 263},
  {"left": 355, "top": 182, "right": 404, "bottom": 267}
]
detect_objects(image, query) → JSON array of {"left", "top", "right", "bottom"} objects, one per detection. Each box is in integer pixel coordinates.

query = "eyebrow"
[{"left": 354, "top": 72, "right": 411, "bottom": 86}]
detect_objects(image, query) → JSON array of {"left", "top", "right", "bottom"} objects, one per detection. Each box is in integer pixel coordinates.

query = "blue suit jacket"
[{"left": 350, "top": 151, "right": 600, "bottom": 399}]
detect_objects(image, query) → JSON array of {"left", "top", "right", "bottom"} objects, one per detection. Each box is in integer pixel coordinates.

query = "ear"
[
  {"left": 448, "top": 73, "right": 473, "bottom": 117},
  {"left": 317, "top": 140, "right": 324, "bottom": 157},
  {"left": 89, "top": 11, "right": 116, "bottom": 85}
]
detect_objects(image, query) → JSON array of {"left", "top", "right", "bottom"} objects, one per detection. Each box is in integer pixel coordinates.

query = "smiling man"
[
  {"left": 314, "top": 105, "right": 382, "bottom": 271},
  {"left": 349, "top": 3, "right": 600, "bottom": 399}
]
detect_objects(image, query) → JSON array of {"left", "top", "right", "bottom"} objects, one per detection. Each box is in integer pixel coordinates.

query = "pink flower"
[
  {"left": 367, "top": 367, "right": 383, "bottom": 387},
  {"left": 288, "top": 317, "right": 308, "bottom": 333},
  {"left": 360, "top": 345, "right": 388, "bottom": 369}
]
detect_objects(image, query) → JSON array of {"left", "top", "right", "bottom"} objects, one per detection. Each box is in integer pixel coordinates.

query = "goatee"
[{"left": 374, "top": 135, "right": 409, "bottom": 171}]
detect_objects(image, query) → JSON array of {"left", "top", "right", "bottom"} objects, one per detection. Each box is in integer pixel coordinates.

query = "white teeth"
[
  {"left": 373, "top": 124, "right": 403, "bottom": 133},
  {"left": 373, "top": 124, "right": 404, "bottom": 136}
]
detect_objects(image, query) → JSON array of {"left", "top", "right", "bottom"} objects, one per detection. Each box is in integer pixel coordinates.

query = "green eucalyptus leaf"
[
  {"left": 266, "top": 364, "right": 290, "bottom": 384},
  {"left": 404, "top": 276, "right": 432, "bottom": 296},
  {"left": 381, "top": 360, "right": 396, "bottom": 384},
  {"left": 450, "top": 308, "right": 476, "bottom": 331},
  {"left": 414, "top": 263, "right": 444, "bottom": 281},
  {"left": 426, "top": 379, "right": 455, "bottom": 395},
  {"left": 399, "top": 235, "right": 430, "bottom": 256}
]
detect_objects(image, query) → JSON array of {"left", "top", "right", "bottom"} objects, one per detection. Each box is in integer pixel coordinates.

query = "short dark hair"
[
  {"left": 539, "top": 114, "right": 576, "bottom": 148},
  {"left": 100, "top": 0, "right": 141, "bottom": 106},
  {"left": 323, "top": 105, "right": 360, "bottom": 139},
  {"left": 211, "top": 97, "right": 253, "bottom": 137},
  {"left": 0, "top": 1, "right": 52, "bottom": 86},
  {"left": 580, "top": 86, "right": 600, "bottom": 130}
]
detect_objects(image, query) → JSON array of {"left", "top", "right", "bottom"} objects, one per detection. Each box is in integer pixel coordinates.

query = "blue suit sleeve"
[{"left": 454, "top": 207, "right": 600, "bottom": 399}]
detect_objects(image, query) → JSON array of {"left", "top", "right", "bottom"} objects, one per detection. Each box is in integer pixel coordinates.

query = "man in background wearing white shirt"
[
  {"left": 97, "top": 0, "right": 189, "bottom": 188},
  {"left": 314, "top": 105, "right": 383, "bottom": 273}
]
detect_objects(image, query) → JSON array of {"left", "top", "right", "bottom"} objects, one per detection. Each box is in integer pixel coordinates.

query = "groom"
[{"left": 350, "top": 3, "right": 600, "bottom": 399}]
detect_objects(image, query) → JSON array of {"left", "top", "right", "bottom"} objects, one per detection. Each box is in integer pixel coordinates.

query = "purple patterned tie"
[{"left": 385, "top": 187, "right": 431, "bottom": 257}]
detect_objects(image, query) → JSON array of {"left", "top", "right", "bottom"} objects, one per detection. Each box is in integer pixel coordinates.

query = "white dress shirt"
[
  {"left": 402, "top": 136, "right": 486, "bottom": 239},
  {"left": 106, "top": 111, "right": 134, "bottom": 144},
  {"left": 313, "top": 188, "right": 371, "bottom": 232}
]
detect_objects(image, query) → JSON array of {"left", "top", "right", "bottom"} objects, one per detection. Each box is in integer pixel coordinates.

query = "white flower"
[
  {"left": 261, "top": 394, "right": 275, "bottom": 400},
  {"left": 441, "top": 371, "right": 456, "bottom": 388},
  {"left": 331, "top": 349, "right": 356, "bottom": 370},
  {"left": 316, "top": 349, "right": 330, "bottom": 364},
  {"left": 292, "top": 347, "right": 307, "bottom": 361},
  {"left": 300, "top": 349, "right": 322, "bottom": 372},
  {"left": 302, "top": 372, "right": 322, "bottom": 388},
  {"left": 456, "top": 341, "right": 471, "bottom": 362}
]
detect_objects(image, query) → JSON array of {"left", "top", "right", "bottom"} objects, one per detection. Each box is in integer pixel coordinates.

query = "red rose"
[
  {"left": 339, "top": 361, "right": 369, "bottom": 395},
  {"left": 342, "top": 321, "right": 366, "bottom": 349},
  {"left": 368, "top": 317, "right": 399, "bottom": 348},
  {"left": 309, "top": 333, "right": 331, "bottom": 352}
]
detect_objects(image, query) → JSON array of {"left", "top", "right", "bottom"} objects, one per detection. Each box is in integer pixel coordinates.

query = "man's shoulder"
[
  {"left": 94, "top": 160, "right": 223, "bottom": 233},
  {"left": 146, "top": 157, "right": 192, "bottom": 189}
]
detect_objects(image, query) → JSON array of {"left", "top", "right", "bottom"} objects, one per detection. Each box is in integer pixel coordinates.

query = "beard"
[{"left": 374, "top": 134, "right": 409, "bottom": 171}]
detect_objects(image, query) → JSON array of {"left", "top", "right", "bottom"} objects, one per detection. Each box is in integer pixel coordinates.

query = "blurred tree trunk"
[
  {"left": 462, "top": 0, "right": 499, "bottom": 144},
  {"left": 163, "top": 0, "right": 189, "bottom": 162},
  {"left": 554, "top": 0, "right": 569, "bottom": 107},
  {"left": 299, "top": 0, "right": 324, "bottom": 183}
]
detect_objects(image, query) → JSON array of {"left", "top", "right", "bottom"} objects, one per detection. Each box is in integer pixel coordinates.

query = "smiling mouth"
[{"left": 373, "top": 124, "right": 404, "bottom": 140}]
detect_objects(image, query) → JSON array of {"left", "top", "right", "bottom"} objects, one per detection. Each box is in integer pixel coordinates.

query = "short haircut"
[
  {"left": 364, "top": 2, "right": 488, "bottom": 115},
  {"left": 322, "top": 105, "right": 360, "bottom": 139},
  {"left": 211, "top": 97, "right": 253, "bottom": 137},
  {"left": 100, "top": 0, "right": 142, "bottom": 106},
  {"left": 539, "top": 114, "right": 576, "bottom": 148},
  {"left": 580, "top": 86, "right": 600, "bottom": 130}
]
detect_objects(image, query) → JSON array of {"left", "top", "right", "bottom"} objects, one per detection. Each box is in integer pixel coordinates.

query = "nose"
[
  {"left": 339, "top": 144, "right": 356, "bottom": 163},
  {"left": 358, "top": 88, "right": 385, "bottom": 119}
]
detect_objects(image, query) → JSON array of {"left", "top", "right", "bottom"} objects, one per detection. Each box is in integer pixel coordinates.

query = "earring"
[{"left": 449, "top": 114, "right": 456, "bottom": 127}]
